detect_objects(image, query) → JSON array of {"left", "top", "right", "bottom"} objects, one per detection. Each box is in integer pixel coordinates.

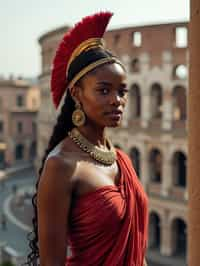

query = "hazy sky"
[{"left": 0, "top": 0, "right": 189, "bottom": 78}]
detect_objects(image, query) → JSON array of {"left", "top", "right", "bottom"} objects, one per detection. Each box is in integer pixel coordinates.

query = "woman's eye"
[
  {"left": 119, "top": 88, "right": 129, "bottom": 97},
  {"left": 99, "top": 88, "right": 109, "bottom": 95}
]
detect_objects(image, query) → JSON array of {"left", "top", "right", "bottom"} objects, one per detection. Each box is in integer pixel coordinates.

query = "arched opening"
[
  {"left": 172, "top": 86, "right": 187, "bottom": 121},
  {"left": 172, "top": 151, "right": 187, "bottom": 187},
  {"left": 149, "top": 149, "right": 162, "bottom": 183},
  {"left": 129, "top": 84, "right": 141, "bottom": 119},
  {"left": 150, "top": 83, "right": 163, "bottom": 119},
  {"left": 149, "top": 212, "right": 161, "bottom": 250},
  {"left": 130, "top": 147, "right": 140, "bottom": 177},
  {"left": 15, "top": 144, "right": 24, "bottom": 160},
  {"left": 172, "top": 218, "right": 187, "bottom": 257}
]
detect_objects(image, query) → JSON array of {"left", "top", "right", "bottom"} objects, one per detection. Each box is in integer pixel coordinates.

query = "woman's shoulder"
[
  {"left": 41, "top": 155, "right": 75, "bottom": 190},
  {"left": 45, "top": 153, "right": 73, "bottom": 172},
  {"left": 44, "top": 151, "right": 78, "bottom": 181},
  {"left": 42, "top": 140, "right": 80, "bottom": 187},
  {"left": 46, "top": 136, "right": 81, "bottom": 167}
]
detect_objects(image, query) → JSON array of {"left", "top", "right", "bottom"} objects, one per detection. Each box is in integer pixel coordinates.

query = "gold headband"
[
  {"left": 67, "top": 38, "right": 104, "bottom": 74},
  {"left": 68, "top": 57, "right": 125, "bottom": 90}
]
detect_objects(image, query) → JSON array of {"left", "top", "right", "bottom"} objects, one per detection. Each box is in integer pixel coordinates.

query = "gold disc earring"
[{"left": 72, "top": 100, "right": 86, "bottom": 127}]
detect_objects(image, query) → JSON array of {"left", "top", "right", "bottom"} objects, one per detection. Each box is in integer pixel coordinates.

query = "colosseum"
[{"left": 38, "top": 21, "right": 188, "bottom": 266}]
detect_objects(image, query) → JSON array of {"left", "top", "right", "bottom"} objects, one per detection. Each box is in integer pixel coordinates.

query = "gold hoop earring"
[{"left": 72, "top": 100, "right": 86, "bottom": 127}]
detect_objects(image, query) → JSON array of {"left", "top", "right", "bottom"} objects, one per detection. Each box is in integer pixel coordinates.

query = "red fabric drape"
[{"left": 66, "top": 149, "right": 149, "bottom": 266}]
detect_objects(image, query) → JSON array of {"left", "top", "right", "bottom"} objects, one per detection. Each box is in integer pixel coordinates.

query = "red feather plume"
[{"left": 51, "top": 11, "right": 113, "bottom": 109}]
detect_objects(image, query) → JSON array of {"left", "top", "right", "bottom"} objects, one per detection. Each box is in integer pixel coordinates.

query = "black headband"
[{"left": 67, "top": 48, "right": 114, "bottom": 83}]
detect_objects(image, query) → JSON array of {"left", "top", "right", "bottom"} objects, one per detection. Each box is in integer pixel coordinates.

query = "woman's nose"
[{"left": 109, "top": 92, "right": 121, "bottom": 105}]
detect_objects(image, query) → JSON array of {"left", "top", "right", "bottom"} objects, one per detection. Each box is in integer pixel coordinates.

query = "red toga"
[{"left": 66, "top": 149, "right": 149, "bottom": 266}]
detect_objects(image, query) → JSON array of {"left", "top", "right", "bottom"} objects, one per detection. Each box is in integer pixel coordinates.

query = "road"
[{"left": 0, "top": 167, "right": 36, "bottom": 257}]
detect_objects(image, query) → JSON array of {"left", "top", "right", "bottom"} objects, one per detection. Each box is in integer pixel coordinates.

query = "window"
[
  {"left": 173, "top": 65, "right": 188, "bottom": 79},
  {"left": 0, "top": 150, "right": 5, "bottom": 169},
  {"left": 16, "top": 95, "right": 24, "bottom": 107},
  {"left": 17, "top": 121, "right": 23, "bottom": 134},
  {"left": 130, "top": 84, "right": 141, "bottom": 118},
  {"left": 32, "top": 121, "right": 36, "bottom": 134},
  {"left": 29, "top": 141, "right": 36, "bottom": 159},
  {"left": 132, "top": 32, "right": 142, "bottom": 47},
  {"left": 173, "top": 152, "right": 187, "bottom": 187},
  {"left": 15, "top": 144, "right": 24, "bottom": 160},
  {"left": 151, "top": 83, "right": 163, "bottom": 119},
  {"left": 173, "top": 86, "right": 187, "bottom": 120},
  {"left": 0, "top": 121, "right": 3, "bottom": 133},
  {"left": 175, "top": 27, "right": 188, "bottom": 48},
  {"left": 149, "top": 149, "right": 162, "bottom": 182},
  {"left": 130, "top": 58, "right": 140, "bottom": 72},
  {"left": 130, "top": 148, "right": 140, "bottom": 177}
]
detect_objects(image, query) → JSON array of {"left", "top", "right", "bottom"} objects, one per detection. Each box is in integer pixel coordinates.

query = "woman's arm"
[{"left": 37, "top": 155, "right": 74, "bottom": 266}]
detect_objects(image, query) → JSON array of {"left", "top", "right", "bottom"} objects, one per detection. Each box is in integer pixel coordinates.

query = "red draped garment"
[{"left": 66, "top": 149, "right": 149, "bottom": 266}]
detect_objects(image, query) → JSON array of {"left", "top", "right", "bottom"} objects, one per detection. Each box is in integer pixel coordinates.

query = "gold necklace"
[{"left": 68, "top": 127, "right": 116, "bottom": 165}]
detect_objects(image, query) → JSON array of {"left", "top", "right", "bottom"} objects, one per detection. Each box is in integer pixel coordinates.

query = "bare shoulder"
[
  {"left": 45, "top": 154, "right": 75, "bottom": 176},
  {"left": 39, "top": 153, "right": 77, "bottom": 195},
  {"left": 38, "top": 137, "right": 88, "bottom": 194}
]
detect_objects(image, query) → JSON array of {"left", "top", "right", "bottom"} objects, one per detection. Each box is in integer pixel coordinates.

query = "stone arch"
[
  {"left": 172, "top": 86, "right": 187, "bottom": 120},
  {"left": 171, "top": 218, "right": 187, "bottom": 257},
  {"left": 169, "top": 212, "right": 187, "bottom": 226},
  {"left": 150, "top": 83, "right": 163, "bottom": 118},
  {"left": 169, "top": 145, "right": 187, "bottom": 160},
  {"left": 129, "top": 84, "right": 141, "bottom": 119},
  {"left": 149, "top": 211, "right": 161, "bottom": 250},
  {"left": 129, "top": 147, "right": 140, "bottom": 177},
  {"left": 172, "top": 151, "right": 187, "bottom": 187},
  {"left": 15, "top": 144, "right": 25, "bottom": 160},
  {"left": 149, "top": 148, "right": 163, "bottom": 182}
]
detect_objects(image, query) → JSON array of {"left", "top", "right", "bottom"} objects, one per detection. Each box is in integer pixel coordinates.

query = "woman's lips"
[{"left": 105, "top": 110, "right": 123, "bottom": 120}]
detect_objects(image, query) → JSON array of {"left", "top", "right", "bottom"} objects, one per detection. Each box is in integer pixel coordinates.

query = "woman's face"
[{"left": 74, "top": 62, "right": 128, "bottom": 128}]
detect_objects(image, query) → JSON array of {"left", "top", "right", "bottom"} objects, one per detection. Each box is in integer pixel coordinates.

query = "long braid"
[{"left": 23, "top": 90, "right": 75, "bottom": 265}]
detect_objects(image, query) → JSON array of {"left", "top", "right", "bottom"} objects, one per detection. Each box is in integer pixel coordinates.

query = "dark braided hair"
[
  {"left": 23, "top": 90, "right": 75, "bottom": 265},
  {"left": 23, "top": 47, "right": 116, "bottom": 265}
]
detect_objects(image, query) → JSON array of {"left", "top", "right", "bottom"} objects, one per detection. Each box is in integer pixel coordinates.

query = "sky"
[{"left": 0, "top": 0, "right": 189, "bottom": 79}]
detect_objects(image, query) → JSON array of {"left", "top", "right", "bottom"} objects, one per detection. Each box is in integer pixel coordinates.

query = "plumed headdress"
[{"left": 51, "top": 11, "right": 124, "bottom": 109}]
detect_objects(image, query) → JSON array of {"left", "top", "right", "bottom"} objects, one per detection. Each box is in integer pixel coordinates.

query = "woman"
[{"left": 25, "top": 12, "right": 149, "bottom": 266}]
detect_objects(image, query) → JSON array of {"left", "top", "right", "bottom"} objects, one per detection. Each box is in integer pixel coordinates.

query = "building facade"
[
  {"left": 0, "top": 78, "right": 40, "bottom": 168},
  {"left": 38, "top": 22, "right": 188, "bottom": 265}
]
